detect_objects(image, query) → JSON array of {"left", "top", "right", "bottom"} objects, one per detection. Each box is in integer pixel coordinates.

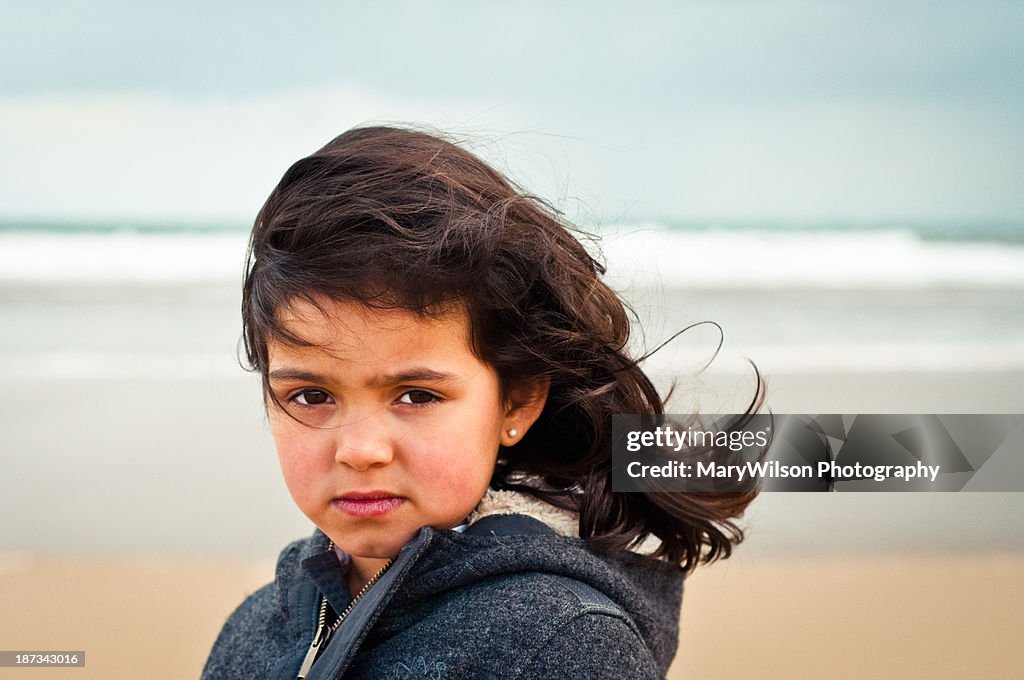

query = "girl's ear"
[{"left": 501, "top": 377, "right": 550, "bottom": 446}]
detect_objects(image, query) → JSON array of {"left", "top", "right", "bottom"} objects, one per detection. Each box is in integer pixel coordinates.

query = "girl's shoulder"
[
  {"left": 363, "top": 583, "right": 660, "bottom": 679},
  {"left": 367, "top": 503, "right": 681, "bottom": 678},
  {"left": 362, "top": 551, "right": 662, "bottom": 679}
]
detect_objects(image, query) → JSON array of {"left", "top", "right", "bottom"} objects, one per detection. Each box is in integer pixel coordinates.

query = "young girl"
[{"left": 201, "top": 125, "right": 760, "bottom": 679}]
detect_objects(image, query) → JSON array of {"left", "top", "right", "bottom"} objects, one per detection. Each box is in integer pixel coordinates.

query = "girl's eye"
[
  {"left": 290, "top": 389, "right": 333, "bottom": 407},
  {"left": 397, "top": 390, "right": 441, "bottom": 406}
]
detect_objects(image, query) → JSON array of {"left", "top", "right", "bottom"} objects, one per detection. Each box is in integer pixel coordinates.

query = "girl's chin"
[
  {"left": 324, "top": 512, "right": 473, "bottom": 558},
  {"left": 331, "top": 531, "right": 417, "bottom": 560}
]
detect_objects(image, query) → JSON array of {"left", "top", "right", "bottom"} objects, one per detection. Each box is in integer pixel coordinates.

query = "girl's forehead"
[{"left": 270, "top": 297, "right": 474, "bottom": 363}]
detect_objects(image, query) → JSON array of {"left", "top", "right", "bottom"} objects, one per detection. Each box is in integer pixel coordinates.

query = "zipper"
[{"left": 296, "top": 543, "right": 393, "bottom": 680}]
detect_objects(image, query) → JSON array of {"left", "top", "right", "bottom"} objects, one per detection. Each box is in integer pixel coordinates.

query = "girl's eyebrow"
[
  {"left": 371, "top": 368, "right": 460, "bottom": 387},
  {"left": 268, "top": 368, "right": 323, "bottom": 384},
  {"left": 267, "top": 367, "right": 460, "bottom": 386}
]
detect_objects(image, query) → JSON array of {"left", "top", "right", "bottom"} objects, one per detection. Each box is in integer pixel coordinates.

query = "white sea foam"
[
  {"left": 0, "top": 232, "right": 249, "bottom": 283},
  {"left": 2, "top": 227, "right": 1024, "bottom": 288},
  {"left": 599, "top": 226, "right": 1024, "bottom": 289}
]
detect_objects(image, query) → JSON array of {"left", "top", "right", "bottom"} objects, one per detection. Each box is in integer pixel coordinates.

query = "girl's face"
[{"left": 265, "top": 297, "right": 542, "bottom": 565}]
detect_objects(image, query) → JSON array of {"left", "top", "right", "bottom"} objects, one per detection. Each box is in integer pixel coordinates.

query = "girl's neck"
[{"left": 346, "top": 555, "right": 391, "bottom": 597}]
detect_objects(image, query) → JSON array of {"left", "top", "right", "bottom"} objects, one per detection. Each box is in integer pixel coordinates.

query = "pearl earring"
[{"left": 507, "top": 428, "right": 518, "bottom": 438}]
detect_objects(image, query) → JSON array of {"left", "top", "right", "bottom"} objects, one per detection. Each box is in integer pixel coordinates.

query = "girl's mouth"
[{"left": 332, "top": 493, "right": 405, "bottom": 518}]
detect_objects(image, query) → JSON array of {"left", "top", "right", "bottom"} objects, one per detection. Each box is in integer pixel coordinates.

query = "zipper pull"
[{"left": 297, "top": 622, "right": 330, "bottom": 680}]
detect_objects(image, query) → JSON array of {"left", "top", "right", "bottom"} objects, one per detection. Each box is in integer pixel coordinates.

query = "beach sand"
[{"left": 0, "top": 552, "right": 1020, "bottom": 679}]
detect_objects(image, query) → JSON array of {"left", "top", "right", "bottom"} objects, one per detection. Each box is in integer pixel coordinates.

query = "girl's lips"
[{"left": 331, "top": 495, "right": 405, "bottom": 518}]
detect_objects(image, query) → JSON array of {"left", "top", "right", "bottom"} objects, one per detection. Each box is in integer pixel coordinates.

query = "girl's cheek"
[
  {"left": 401, "top": 438, "right": 450, "bottom": 479},
  {"left": 413, "top": 441, "right": 496, "bottom": 496},
  {"left": 277, "top": 445, "right": 333, "bottom": 516},
  {"left": 275, "top": 432, "right": 337, "bottom": 479}
]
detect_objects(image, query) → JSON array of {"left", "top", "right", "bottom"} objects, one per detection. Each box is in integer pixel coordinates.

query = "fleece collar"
[
  {"left": 467, "top": 487, "right": 581, "bottom": 538},
  {"left": 469, "top": 487, "right": 663, "bottom": 556}
]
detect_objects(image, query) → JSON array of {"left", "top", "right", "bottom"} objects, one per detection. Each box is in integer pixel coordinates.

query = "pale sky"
[{"left": 1, "top": 0, "right": 1022, "bottom": 224}]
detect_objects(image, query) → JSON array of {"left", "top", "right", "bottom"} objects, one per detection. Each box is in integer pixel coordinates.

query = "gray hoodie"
[{"left": 201, "top": 495, "right": 684, "bottom": 679}]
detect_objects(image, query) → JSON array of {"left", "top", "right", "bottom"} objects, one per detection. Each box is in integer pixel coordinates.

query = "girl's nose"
[{"left": 333, "top": 414, "right": 394, "bottom": 470}]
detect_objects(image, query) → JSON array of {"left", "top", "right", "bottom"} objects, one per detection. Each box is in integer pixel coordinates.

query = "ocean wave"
[
  {"left": 0, "top": 232, "right": 249, "bottom": 283},
  {"left": 2, "top": 226, "right": 1024, "bottom": 288},
  {"left": 599, "top": 227, "right": 1024, "bottom": 289}
]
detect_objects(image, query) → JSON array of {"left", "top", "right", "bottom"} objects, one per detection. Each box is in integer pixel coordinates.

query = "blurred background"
[{"left": 1, "top": 1, "right": 1022, "bottom": 678}]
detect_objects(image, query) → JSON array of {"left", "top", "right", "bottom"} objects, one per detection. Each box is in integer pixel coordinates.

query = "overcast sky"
[{"left": 1, "top": 0, "right": 1022, "bottom": 224}]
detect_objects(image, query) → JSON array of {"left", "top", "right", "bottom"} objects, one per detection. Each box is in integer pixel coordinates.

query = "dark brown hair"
[{"left": 242, "top": 124, "right": 762, "bottom": 572}]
